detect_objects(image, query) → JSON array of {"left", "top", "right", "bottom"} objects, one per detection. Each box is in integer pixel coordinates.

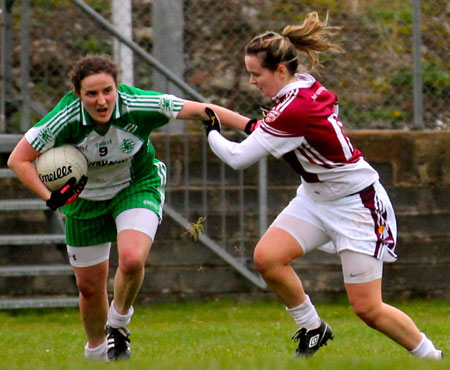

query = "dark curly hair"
[{"left": 70, "top": 54, "right": 119, "bottom": 94}]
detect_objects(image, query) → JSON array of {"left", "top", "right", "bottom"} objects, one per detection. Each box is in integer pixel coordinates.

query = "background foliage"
[{"left": 2, "top": 0, "right": 449, "bottom": 131}]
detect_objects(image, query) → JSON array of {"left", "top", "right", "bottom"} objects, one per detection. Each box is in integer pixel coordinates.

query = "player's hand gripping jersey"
[
  {"left": 252, "top": 73, "right": 378, "bottom": 201},
  {"left": 25, "top": 85, "right": 184, "bottom": 200}
]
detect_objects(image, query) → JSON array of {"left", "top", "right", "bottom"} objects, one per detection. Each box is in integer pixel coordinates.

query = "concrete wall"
[{"left": 0, "top": 131, "right": 449, "bottom": 303}]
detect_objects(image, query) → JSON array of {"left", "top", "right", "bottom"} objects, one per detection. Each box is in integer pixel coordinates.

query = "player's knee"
[
  {"left": 76, "top": 277, "right": 104, "bottom": 299},
  {"left": 253, "top": 247, "right": 276, "bottom": 274},
  {"left": 119, "top": 250, "right": 146, "bottom": 274},
  {"left": 350, "top": 301, "right": 379, "bottom": 327}
]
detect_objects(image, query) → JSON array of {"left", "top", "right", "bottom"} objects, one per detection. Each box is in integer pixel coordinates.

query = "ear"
[{"left": 275, "top": 64, "right": 289, "bottom": 77}]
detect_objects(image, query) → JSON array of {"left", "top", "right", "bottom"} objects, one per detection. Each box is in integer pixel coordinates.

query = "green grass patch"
[{"left": 0, "top": 299, "right": 448, "bottom": 369}]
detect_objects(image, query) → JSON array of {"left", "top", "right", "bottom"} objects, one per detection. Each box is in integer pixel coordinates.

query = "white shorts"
[
  {"left": 67, "top": 208, "right": 159, "bottom": 267},
  {"left": 270, "top": 181, "right": 397, "bottom": 262},
  {"left": 270, "top": 214, "right": 383, "bottom": 283},
  {"left": 340, "top": 249, "right": 383, "bottom": 283}
]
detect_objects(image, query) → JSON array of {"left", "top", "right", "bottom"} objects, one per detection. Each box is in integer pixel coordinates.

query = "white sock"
[
  {"left": 286, "top": 295, "right": 321, "bottom": 330},
  {"left": 409, "top": 333, "right": 443, "bottom": 359},
  {"left": 84, "top": 340, "right": 108, "bottom": 361},
  {"left": 107, "top": 300, "right": 134, "bottom": 328}
]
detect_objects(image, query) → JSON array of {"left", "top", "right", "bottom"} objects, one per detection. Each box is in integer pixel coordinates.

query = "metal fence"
[
  {"left": 0, "top": 0, "right": 449, "bottom": 294},
  {"left": 1, "top": 0, "right": 449, "bottom": 133}
]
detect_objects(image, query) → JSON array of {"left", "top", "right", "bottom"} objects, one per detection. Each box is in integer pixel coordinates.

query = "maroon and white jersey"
[{"left": 253, "top": 73, "right": 378, "bottom": 201}]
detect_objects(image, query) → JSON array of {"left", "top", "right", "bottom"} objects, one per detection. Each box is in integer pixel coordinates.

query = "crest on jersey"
[
  {"left": 121, "top": 138, "right": 135, "bottom": 154},
  {"left": 159, "top": 96, "right": 173, "bottom": 111},
  {"left": 264, "top": 110, "right": 280, "bottom": 123},
  {"left": 37, "top": 127, "right": 54, "bottom": 146}
]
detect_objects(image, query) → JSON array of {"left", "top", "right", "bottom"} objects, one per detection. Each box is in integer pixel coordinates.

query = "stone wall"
[
  {"left": 144, "top": 130, "right": 450, "bottom": 302},
  {"left": 0, "top": 131, "right": 449, "bottom": 303}
]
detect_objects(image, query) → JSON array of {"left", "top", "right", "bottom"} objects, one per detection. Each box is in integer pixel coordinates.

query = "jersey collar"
[
  {"left": 272, "top": 73, "right": 316, "bottom": 102},
  {"left": 81, "top": 104, "right": 92, "bottom": 126}
]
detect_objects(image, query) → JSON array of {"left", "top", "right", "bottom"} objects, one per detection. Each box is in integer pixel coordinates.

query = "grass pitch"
[{"left": 0, "top": 298, "right": 448, "bottom": 369}]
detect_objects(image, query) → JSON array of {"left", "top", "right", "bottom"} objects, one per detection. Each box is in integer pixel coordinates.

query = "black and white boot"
[
  {"left": 292, "top": 319, "right": 333, "bottom": 357},
  {"left": 105, "top": 325, "right": 131, "bottom": 361}
]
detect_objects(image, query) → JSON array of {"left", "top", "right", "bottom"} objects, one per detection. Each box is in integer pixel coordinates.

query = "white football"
[{"left": 36, "top": 144, "right": 88, "bottom": 191}]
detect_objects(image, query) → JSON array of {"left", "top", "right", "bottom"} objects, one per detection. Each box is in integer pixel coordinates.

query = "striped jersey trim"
[
  {"left": 153, "top": 160, "right": 167, "bottom": 219},
  {"left": 328, "top": 115, "right": 354, "bottom": 160},
  {"left": 31, "top": 99, "right": 81, "bottom": 151},
  {"left": 297, "top": 141, "right": 347, "bottom": 169},
  {"left": 261, "top": 89, "right": 299, "bottom": 138},
  {"left": 359, "top": 185, "right": 396, "bottom": 259},
  {"left": 119, "top": 91, "right": 184, "bottom": 113},
  {"left": 276, "top": 88, "right": 298, "bottom": 112}
]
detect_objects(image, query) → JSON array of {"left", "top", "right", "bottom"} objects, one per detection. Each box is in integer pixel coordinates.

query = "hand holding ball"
[
  {"left": 36, "top": 144, "right": 87, "bottom": 191},
  {"left": 35, "top": 145, "right": 88, "bottom": 210}
]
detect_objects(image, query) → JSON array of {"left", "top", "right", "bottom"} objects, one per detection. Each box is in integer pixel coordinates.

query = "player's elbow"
[
  {"left": 227, "top": 158, "right": 251, "bottom": 171},
  {"left": 222, "top": 144, "right": 255, "bottom": 170},
  {"left": 7, "top": 153, "right": 17, "bottom": 172},
  {"left": 6, "top": 156, "right": 13, "bottom": 170},
  {"left": 209, "top": 135, "right": 259, "bottom": 170}
]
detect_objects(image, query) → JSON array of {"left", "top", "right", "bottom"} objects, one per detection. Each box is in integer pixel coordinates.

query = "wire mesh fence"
[
  {"left": 0, "top": 0, "right": 449, "bottom": 297},
  {"left": 0, "top": 0, "right": 449, "bottom": 133}
]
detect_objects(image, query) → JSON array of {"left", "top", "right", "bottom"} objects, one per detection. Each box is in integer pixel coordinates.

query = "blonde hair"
[{"left": 245, "top": 12, "right": 343, "bottom": 73}]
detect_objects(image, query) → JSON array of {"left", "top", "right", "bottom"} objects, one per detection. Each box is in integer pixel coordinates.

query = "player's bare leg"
[
  {"left": 114, "top": 229, "right": 152, "bottom": 312},
  {"left": 253, "top": 227, "right": 333, "bottom": 356},
  {"left": 345, "top": 279, "right": 442, "bottom": 358},
  {"left": 105, "top": 229, "right": 152, "bottom": 360},
  {"left": 253, "top": 227, "right": 306, "bottom": 307},
  {"left": 73, "top": 261, "right": 109, "bottom": 348}
]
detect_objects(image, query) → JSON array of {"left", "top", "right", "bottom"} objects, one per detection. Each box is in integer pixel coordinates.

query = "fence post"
[
  {"left": 152, "top": 0, "right": 185, "bottom": 133},
  {"left": 258, "top": 158, "right": 267, "bottom": 237},
  {"left": 20, "top": 0, "right": 31, "bottom": 132},
  {"left": 1, "top": 0, "right": 15, "bottom": 133},
  {"left": 412, "top": 0, "right": 424, "bottom": 129},
  {"left": 112, "top": 0, "right": 134, "bottom": 85}
]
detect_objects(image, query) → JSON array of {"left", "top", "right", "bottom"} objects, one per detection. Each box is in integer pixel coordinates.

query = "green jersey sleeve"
[
  {"left": 24, "top": 91, "right": 81, "bottom": 152},
  {"left": 117, "top": 84, "right": 185, "bottom": 131}
]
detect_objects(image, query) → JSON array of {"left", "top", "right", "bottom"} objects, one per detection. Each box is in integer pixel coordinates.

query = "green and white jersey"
[{"left": 25, "top": 84, "right": 184, "bottom": 200}]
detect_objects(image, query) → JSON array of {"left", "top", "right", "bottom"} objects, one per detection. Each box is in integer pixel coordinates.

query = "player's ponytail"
[
  {"left": 245, "top": 12, "right": 343, "bottom": 73},
  {"left": 282, "top": 12, "right": 343, "bottom": 70}
]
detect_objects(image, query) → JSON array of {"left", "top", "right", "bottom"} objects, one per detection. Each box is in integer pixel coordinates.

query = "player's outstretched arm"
[
  {"left": 177, "top": 100, "right": 250, "bottom": 131},
  {"left": 201, "top": 108, "right": 270, "bottom": 170},
  {"left": 202, "top": 107, "right": 222, "bottom": 136},
  {"left": 7, "top": 137, "right": 52, "bottom": 202}
]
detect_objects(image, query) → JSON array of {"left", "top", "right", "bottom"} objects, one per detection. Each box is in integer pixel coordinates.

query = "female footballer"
[
  {"left": 202, "top": 12, "right": 443, "bottom": 359},
  {"left": 7, "top": 54, "right": 249, "bottom": 361}
]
